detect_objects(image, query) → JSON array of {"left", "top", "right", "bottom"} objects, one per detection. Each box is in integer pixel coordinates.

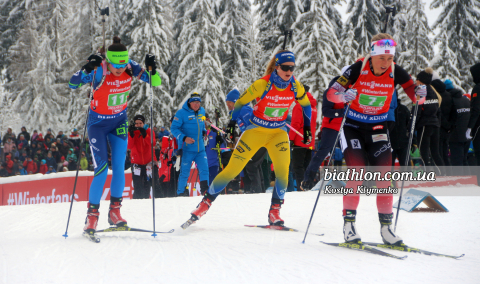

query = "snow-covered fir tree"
[
  {"left": 431, "top": 30, "right": 463, "bottom": 92},
  {"left": 430, "top": 0, "right": 480, "bottom": 91},
  {"left": 255, "top": 0, "right": 304, "bottom": 69},
  {"left": 292, "top": 0, "right": 341, "bottom": 100},
  {"left": 215, "top": 0, "right": 252, "bottom": 94},
  {"left": 123, "top": 0, "right": 173, "bottom": 127},
  {"left": 0, "top": 0, "right": 26, "bottom": 74},
  {"left": 172, "top": 0, "right": 225, "bottom": 117},
  {"left": 394, "top": 0, "right": 434, "bottom": 78},
  {"left": 344, "top": 0, "right": 382, "bottom": 56},
  {"left": 339, "top": 23, "right": 359, "bottom": 68}
]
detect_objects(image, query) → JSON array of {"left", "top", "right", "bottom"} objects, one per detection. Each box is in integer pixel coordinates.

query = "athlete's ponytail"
[{"left": 264, "top": 50, "right": 290, "bottom": 76}]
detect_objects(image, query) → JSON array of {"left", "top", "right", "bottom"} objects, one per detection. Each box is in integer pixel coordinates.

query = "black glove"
[
  {"left": 138, "top": 127, "right": 147, "bottom": 138},
  {"left": 128, "top": 124, "right": 136, "bottom": 138},
  {"left": 176, "top": 149, "right": 183, "bottom": 157},
  {"left": 226, "top": 120, "right": 236, "bottom": 143},
  {"left": 303, "top": 125, "right": 312, "bottom": 144},
  {"left": 145, "top": 54, "right": 157, "bottom": 75},
  {"left": 82, "top": 54, "right": 103, "bottom": 73}
]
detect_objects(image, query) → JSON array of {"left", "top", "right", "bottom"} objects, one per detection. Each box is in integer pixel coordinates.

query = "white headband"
[{"left": 371, "top": 41, "right": 396, "bottom": 56}]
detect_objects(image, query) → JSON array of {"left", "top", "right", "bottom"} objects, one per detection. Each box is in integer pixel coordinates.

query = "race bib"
[
  {"left": 108, "top": 92, "right": 129, "bottom": 107},
  {"left": 359, "top": 94, "right": 387, "bottom": 107},
  {"left": 264, "top": 107, "right": 287, "bottom": 118}
]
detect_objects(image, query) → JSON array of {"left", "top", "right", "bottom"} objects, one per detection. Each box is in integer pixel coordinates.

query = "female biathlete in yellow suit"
[{"left": 182, "top": 51, "right": 312, "bottom": 228}]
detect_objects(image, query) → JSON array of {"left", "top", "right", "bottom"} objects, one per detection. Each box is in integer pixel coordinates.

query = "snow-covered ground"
[{"left": 0, "top": 189, "right": 478, "bottom": 284}]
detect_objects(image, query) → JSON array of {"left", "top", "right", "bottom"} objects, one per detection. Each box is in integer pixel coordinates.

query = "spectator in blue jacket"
[
  {"left": 171, "top": 93, "right": 209, "bottom": 196},
  {"left": 157, "top": 126, "right": 170, "bottom": 139}
]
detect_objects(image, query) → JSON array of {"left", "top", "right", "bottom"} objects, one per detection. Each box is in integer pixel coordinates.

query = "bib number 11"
[{"left": 108, "top": 92, "right": 128, "bottom": 107}]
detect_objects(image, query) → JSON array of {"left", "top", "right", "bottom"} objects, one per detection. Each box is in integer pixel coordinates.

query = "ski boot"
[
  {"left": 343, "top": 209, "right": 361, "bottom": 243},
  {"left": 268, "top": 203, "right": 284, "bottom": 226},
  {"left": 181, "top": 194, "right": 214, "bottom": 229},
  {"left": 379, "top": 213, "right": 403, "bottom": 245},
  {"left": 108, "top": 197, "right": 127, "bottom": 227},
  {"left": 84, "top": 203, "right": 100, "bottom": 235}
]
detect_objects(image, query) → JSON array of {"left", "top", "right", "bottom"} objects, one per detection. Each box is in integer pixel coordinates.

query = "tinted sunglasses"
[
  {"left": 372, "top": 39, "right": 397, "bottom": 47},
  {"left": 108, "top": 62, "right": 128, "bottom": 69},
  {"left": 279, "top": 65, "right": 296, "bottom": 72}
]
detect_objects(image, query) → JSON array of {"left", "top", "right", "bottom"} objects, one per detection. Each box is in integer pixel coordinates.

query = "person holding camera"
[{"left": 127, "top": 114, "right": 160, "bottom": 199}]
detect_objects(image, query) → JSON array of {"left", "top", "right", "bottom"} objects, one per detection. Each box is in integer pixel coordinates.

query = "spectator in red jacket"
[
  {"left": 289, "top": 85, "right": 318, "bottom": 191},
  {"left": 39, "top": 159, "right": 48, "bottom": 174},
  {"left": 23, "top": 157, "right": 38, "bottom": 174},
  {"left": 127, "top": 114, "right": 160, "bottom": 199},
  {"left": 5, "top": 154, "right": 14, "bottom": 176}
]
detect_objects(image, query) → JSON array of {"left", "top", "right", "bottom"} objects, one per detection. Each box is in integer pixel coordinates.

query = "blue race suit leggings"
[
  {"left": 87, "top": 109, "right": 128, "bottom": 204},
  {"left": 177, "top": 150, "right": 209, "bottom": 195}
]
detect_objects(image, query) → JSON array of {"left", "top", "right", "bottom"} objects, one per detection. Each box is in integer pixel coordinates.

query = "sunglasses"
[
  {"left": 108, "top": 62, "right": 128, "bottom": 69},
  {"left": 372, "top": 39, "right": 397, "bottom": 47},
  {"left": 279, "top": 65, "right": 296, "bottom": 72}
]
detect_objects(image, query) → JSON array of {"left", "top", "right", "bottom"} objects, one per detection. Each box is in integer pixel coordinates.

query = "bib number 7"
[{"left": 359, "top": 94, "right": 387, "bottom": 107}]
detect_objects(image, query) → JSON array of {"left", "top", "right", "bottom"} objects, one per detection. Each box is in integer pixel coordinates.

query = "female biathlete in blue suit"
[{"left": 69, "top": 37, "right": 161, "bottom": 236}]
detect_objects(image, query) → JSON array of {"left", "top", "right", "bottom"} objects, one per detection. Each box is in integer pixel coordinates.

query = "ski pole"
[
  {"left": 148, "top": 63, "right": 157, "bottom": 238},
  {"left": 394, "top": 97, "right": 420, "bottom": 232},
  {"left": 63, "top": 6, "right": 109, "bottom": 239},
  {"left": 302, "top": 103, "right": 351, "bottom": 244},
  {"left": 286, "top": 123, "right": 303, "bottom": 138}
]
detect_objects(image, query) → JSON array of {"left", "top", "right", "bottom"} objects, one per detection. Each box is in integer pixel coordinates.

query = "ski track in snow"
[{"left": 0, "top": 190, "right": 479, "bottom": 283}]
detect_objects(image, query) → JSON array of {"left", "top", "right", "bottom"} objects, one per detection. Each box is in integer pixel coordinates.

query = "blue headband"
[{"left": 275, "top": 51, "right": 295, "bottom": 66}]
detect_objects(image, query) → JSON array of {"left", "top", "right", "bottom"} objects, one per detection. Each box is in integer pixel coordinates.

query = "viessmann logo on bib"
[
  {"left": 106, "top": 78, "right": 132, "bottom": 87},
  {"left": 359, "top": 81, "right": 393, "bottom": 89},
  {"left": 265, "top": 95, "right": 291, "bottom": 102}
]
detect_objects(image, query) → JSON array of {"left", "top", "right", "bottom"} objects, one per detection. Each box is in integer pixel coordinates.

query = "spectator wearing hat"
[
  {"left": 69, "top": 128, "right": 81, "bottom": 148},
  {"left": 17, "top": 126, "right": 30, "bottom": 142},
  {"left": 128, "top": 114, "right": 161, "bottom": 199},
  {"left": 66, "top": 148, "right": 77, "bottom": 162},
  {"left": 56, "top": 131, "right": 65, "bottom": 140},
  {"left": 171, "top": 93, "right": 210, "bottom": 196},
  {"left": 18, "top": 165, "right": 27, "bottom": 175},
  {"left": 416, "top": 67, "right": 444, "bottom": 174},
  {"left": 23, "top": 156, "right": 38, "bottom": 174},
  {"left": 45, "top": 128, "right": 55, "bottom": 141},
  {"left": 5, "top": 154, "right": 14, "bottom": 176},
  {"left": 3, "top": 138, "right": 15, "bottom": 156},
  {"left": 35, "top": 133, "right": 45, "bottom": 143},
  {"left": 2, "top": 127, "right": 16, "bottom": 145},
  {"left": 39, "top": 159, "right": 48, "bottom": 174},
  {"left": 16, "top": 134, "right": 28, "bottom": 150},
  {"left": 45, "top": 151, "right": 57, "bottom": 170},
  {"left": 46, "top": 165, "right": 56, "bottom": 174},
  {"left": 157, "top": 126, "right": 170, "bottom": 140},
  {"left": 431, "top": 76, "right": 456, "bottom": 172},
  {"left": 30, "top": 130, "right": 38, "bottom": 143}
]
